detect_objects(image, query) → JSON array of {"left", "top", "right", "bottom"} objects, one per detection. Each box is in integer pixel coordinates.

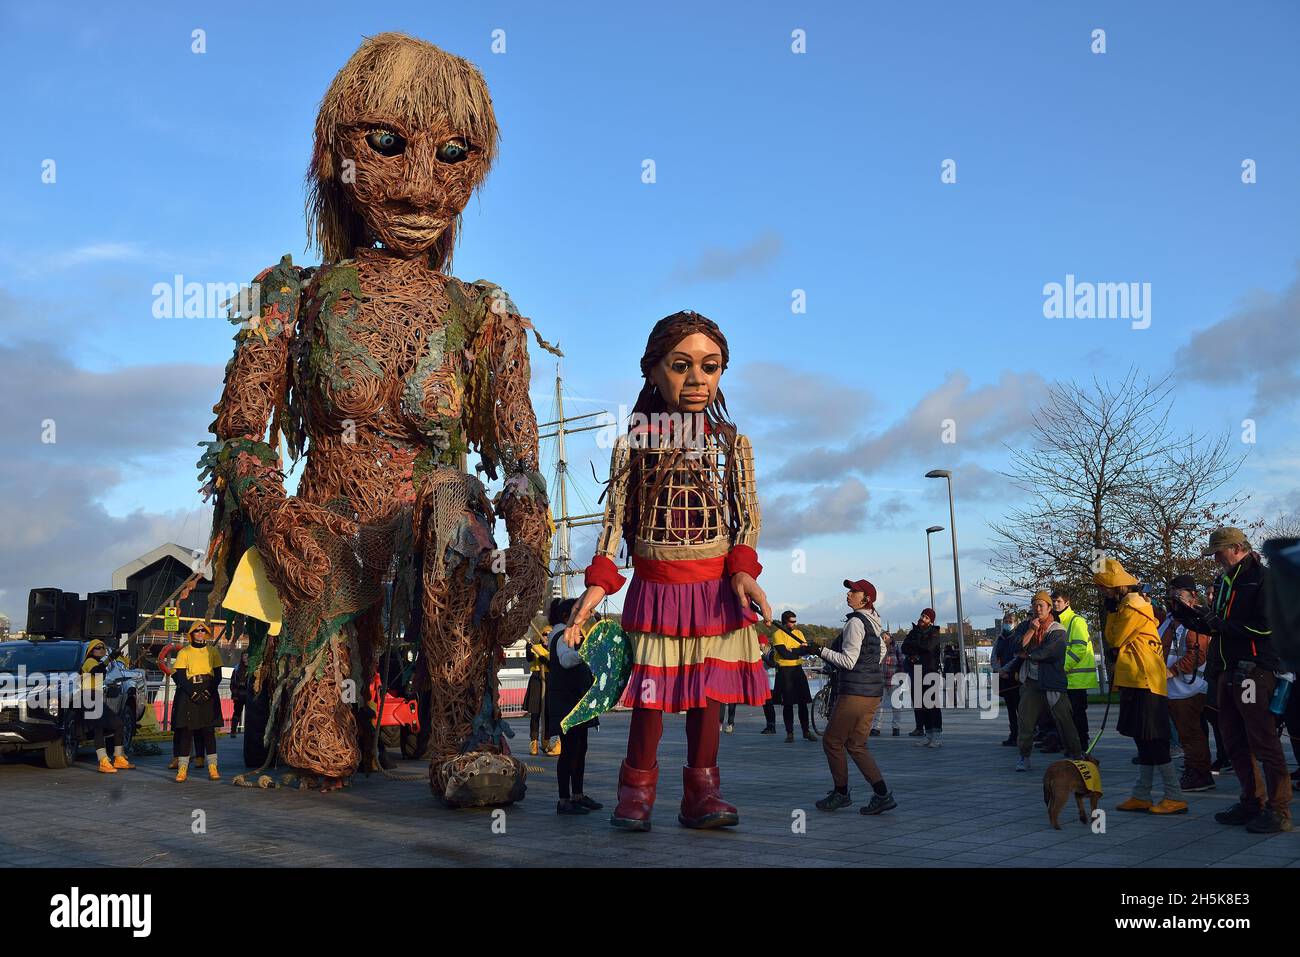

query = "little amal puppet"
[
  {"left": 567, "top": 312, "right": 771, "bottom": 830},
  {"left": 198, "top": 34, "right": 552, "bottom": 804}
]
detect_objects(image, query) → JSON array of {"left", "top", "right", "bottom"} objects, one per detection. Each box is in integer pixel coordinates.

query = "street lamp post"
[
  {"left": 925, "top": 469, "right": 967, "bottom": 675},
  {"left": 925, "top": 525, "right": 944, "bottom": 612}
]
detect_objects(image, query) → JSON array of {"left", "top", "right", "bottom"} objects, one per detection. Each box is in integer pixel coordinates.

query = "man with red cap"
[
  {"left": 902, "top": 606, "right": 944, "bottom": 747},
  {"left": 805, "top": 578, "right": 896, "bottom": 815}
]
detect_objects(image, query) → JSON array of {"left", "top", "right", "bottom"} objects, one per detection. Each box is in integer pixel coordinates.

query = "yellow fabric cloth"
[
  {"left": 174, "top": 644, "right": 221, "bottom": 678},
  {"left": 1070, "top": 760, "right": 1103, "bottom": 794},
  {"left": 1103, "top": 592, "right": 1167, "bottom": 695},
  {"left": 529, "top": 640, "right": 550, "bottom": 674},
  {"left": 773, "top": 628, "right": 806, "bottom": 667},
  {"left": 222, "top": 546, "right": 283, "bottom": 636}
]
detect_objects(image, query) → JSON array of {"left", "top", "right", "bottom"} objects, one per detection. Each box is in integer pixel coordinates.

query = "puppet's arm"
[
  {"left": 199, "top": 255, "right": 354, "bottom": 605},
  {"left": 727, "top": 433, "right": 769, "bottom": 622},
  {"left": 467, "top": 284, "right": 553, "bottom": 637}
]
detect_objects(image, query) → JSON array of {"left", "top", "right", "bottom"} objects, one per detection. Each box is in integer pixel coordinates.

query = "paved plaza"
[{"left": 1, "top": 705, "right": 1296, "bottom": 868}]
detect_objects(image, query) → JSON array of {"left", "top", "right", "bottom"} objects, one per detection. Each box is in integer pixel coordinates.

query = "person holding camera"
[
  {"left": 80, "top": 639, "right": 134, "bottom": 774},
  {"left": 1170, "top": 528, "right": 1292, "bottom": 833}
]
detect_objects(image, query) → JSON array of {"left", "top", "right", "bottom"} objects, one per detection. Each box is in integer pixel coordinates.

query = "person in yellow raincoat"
[
  {"left": 80, "top": 639, "right": 135, "bottom": 773},
  {"left": 171, "top": 622, "right": 224, "bottom": 782},
  {"left": 1094, "top": 558, "right": 1186, "bottom": 815}
]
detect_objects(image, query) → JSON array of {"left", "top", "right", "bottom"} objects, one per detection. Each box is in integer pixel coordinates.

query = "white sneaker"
[
  {"left": 927, "top": 737, "right": 943, "bottom": 748},
  {"left": 724, "top": 724, "right": 734, "bottom": 734}
]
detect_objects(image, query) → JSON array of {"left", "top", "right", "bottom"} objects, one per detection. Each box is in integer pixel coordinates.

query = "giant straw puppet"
[
  {"left": 199, "top": 33, "right": 552, "bottom": 804},
  {"left": 567, "top": 312, "right": 771, "bottom": 831}
]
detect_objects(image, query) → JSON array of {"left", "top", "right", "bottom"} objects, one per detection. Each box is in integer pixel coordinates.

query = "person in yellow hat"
[
  {"left": 170, "top": 622, "right": 224, "bottom": 782},
  {"left": 1093, "top": 558, "right": 1186, "bottom": 815},
  {"left": 80, "top": 639, "right": 135, "bottom": 773}
]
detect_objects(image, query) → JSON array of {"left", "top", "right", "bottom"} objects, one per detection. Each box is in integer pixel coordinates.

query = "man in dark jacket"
[
  {"left": 901, "top": 608, "right": 943, "bottom": 747},
  {"left": 1172, "top": 527, "right": 1292, "bottom": 833},
  {"left": 810, "top": 578, "right": 896, "bottom": 816}
]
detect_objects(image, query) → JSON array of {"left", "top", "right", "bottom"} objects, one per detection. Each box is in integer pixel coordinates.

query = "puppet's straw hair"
[{"left": 306, "top": 32, "right": 499, "bottom": 267}]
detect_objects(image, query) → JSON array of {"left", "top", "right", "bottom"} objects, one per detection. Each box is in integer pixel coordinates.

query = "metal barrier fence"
[{"left": 498, "top": 672, "right": 529, "bottom": 717}]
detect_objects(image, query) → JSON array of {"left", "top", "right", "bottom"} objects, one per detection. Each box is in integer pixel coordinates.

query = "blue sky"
[{"left": 2, "top": 1, "right": 1298, "bottom": 628}]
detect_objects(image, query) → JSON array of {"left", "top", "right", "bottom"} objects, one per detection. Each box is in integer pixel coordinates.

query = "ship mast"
[{"left": 538, "top": 361, "right": 611, "bottom": 599}]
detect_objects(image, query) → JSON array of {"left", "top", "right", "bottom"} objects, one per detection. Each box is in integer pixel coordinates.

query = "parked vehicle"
[{"left": 0, "top": 639, "right": 147, "bottom": 768}]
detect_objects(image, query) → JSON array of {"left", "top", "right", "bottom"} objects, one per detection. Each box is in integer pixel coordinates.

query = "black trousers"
[
  {"left": 1002, "top": 686, "right": 1020, "bottom": 740},
  {"left": 229, "top": 698, "right": 244, "bottom": 734},
  {"left": 174, "top": 727, "right": 216, "bottom": 758},
  {"left": 1068, "top": 688, "right": 1090, "bottom": 744},
  {"left": 762, "top": 702, "right": 776, "bottom": 727},
  {"left": 784, "top": 702, "right": 810, "bottom": 733},
  {"left": 92, "top": 707, "right": 123, "bottom": 752},
  {"left": 913, "top": 669, "right": 942, "bottom": 731},
  {"left": 719, "top": 703, "right": 737, "bottom": 724},
  {"left": 556, "top": 724, "right": 589, "bottom": 799}
]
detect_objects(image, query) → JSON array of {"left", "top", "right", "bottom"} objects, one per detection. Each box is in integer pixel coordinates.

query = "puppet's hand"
[
  {"left": 488, "top": 545, "right": 549, "bottom": 634},
  {"left": 567, "top": 586, "right": 606, "bottom": 643},
  {"left": 732, "top": 572, "right": 771, "bottom": 625},
  {"left": 257, "top": 498, "right": 358, "bottom": 606}
]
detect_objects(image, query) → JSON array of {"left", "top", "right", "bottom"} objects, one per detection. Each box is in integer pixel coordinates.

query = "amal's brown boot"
[
  {"left": 610, "top": 760, "right": 658, "bottom": 832},
  {"left": 679, "top": 765, "right": 739, "bottom": 829}
]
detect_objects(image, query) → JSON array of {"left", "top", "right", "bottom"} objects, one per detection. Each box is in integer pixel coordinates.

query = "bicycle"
[{"left": 810, "top": 666, "right": 836, "bottom": 735}]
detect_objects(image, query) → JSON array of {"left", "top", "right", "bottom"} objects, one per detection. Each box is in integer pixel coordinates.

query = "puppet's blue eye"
[
  {"left": 436, "top": 138, "right": 468, "bottom": 163},
  {"left": 366, "top": 130, "right": 405, "bottom": 156}
]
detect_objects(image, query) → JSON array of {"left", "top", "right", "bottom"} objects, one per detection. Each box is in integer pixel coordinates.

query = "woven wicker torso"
[{"left": 629, "top": 430, "right": 732, "bottom": 550}]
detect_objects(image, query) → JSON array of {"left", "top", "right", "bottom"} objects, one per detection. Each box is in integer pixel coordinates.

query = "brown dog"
[{"left": 1042, "top": 754, "right": 1102, "bottom": 829}]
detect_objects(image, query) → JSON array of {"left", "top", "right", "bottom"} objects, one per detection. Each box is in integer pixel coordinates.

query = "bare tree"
[
  {"left": 1116, "top": 431, "right": 1247, "bottom": 592},
  {"left": 983, "top": 369, "right": 1248, "bottom": 625},
  {"left": 984, "top": 370, "right": 1175, "bottom": 624},
  {"left": 1260, "top": 511, "right": 1300, "bottom": 542}
]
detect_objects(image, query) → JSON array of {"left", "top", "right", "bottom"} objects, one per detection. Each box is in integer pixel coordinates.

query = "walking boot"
[
  {"left": 112, "top": 754, "right": 135, "bottom": 770},
  {"left": 803, "top": 729, "right": 818, "bottom": 741},
  {"left": 529, "top": 738, "right": 538, "bottom": 756},
  {"left": 610, "top": 760, "right": 658, "bottom": 832},
  {"left": 97, "top": 757, "right": 117, "bottom": 774},
  {"left": 679, "top": 765, "right": 739, "bottom": 829}
]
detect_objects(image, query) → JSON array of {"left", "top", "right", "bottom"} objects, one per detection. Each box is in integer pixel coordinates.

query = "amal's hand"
[
  {"left": 566, "top": 585, "right": 606, "bottom": 645},
  {"left": 731, "top": 572, "right": 770, "bottom": 625}
]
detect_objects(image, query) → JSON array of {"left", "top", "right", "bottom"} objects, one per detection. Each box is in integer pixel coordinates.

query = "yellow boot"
[
  {"left": 112, "top": 754, "right": 136, "bottom": 770},
  {"left": 175, "top": 764, "right": 188, "bottom": 783},
  {"left": 168, "top": 757, "right": 179, "bottom": 770},
  {"left": 1116, "top": 797, "right": 1151, "bottom": 812},
  {"left": 1149, "top": 798, "right": 1188, "bottom": 815},
  {"left": 529, "top": 739, "right": 538, "bottom": 756},
  {"left": 545, "top": 738, "right": 561, "bottom": 756},
  {"left": 207, "top": 762, "right": 220, "bottom": 781},
  {"left": 97, "top": 757, "right": 118, "bottom": 774}
]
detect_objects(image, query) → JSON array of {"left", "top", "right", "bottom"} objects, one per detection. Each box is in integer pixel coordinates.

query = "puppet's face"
[
  {"left": 649, "top": 333, "right": 723, "bottom": 414},
  {"left": 336, "top": 115, "right": 489, "bottom": 258}
]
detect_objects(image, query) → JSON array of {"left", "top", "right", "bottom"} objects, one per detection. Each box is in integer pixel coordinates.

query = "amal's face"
[
  {"left": 649, "top": 333, "right": 723, "bottom": 414},
  {"left": 336, "top": 114, "right": 489, "bottom": 257}
]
